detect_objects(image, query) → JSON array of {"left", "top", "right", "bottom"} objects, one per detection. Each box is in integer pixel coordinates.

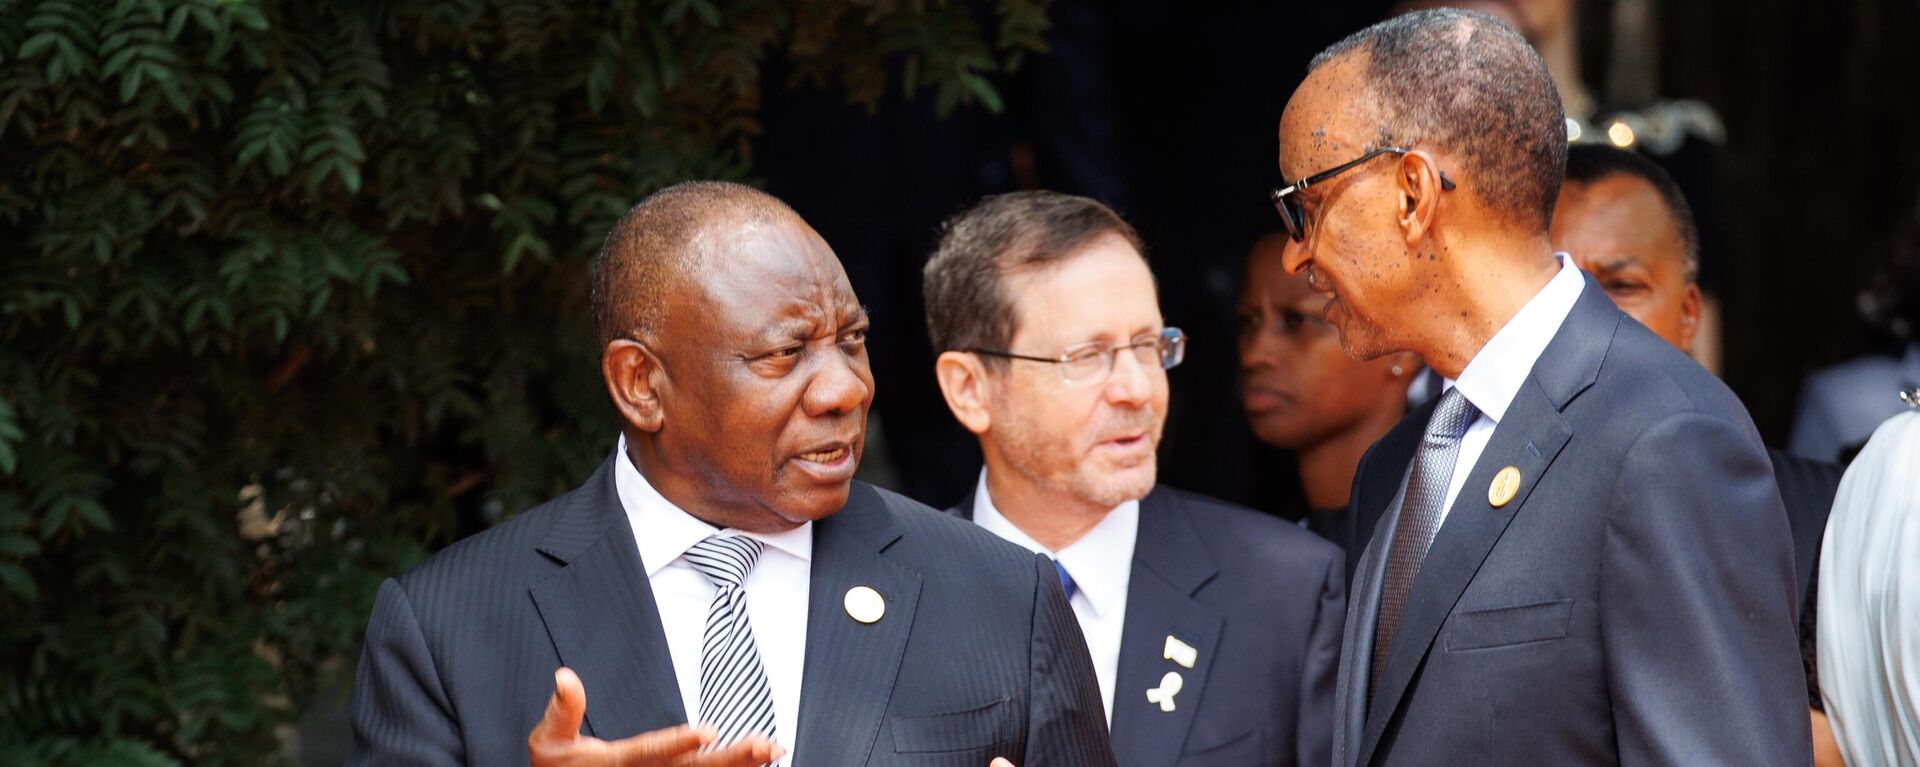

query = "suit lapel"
[
  {"left": 793, "top": 483, "right": 924, "bottom": 765},
  {"left": 1334, "top": 408, "right": 1429, "bottom": 767},
  {"left": 528, "top": 457, "right": 687, "bottom": 738},
  {"left": 1355, "top": 279, "right": 1619, "bottom": 767},
  {"left": 1109, "top": 490, "right": 1223, "bottom": 766}
]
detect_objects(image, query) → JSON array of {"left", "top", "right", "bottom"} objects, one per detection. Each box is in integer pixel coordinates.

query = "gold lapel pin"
[
  {"left": 1488, "top": 466, "right": 1522, "bottom": 508},
  {"left": 1145, "top": 671, "right": 1184, "bottom": 712},
  {"left": 1163, "top": 635, "right": 1198, "bottom": 669},
  {"left": 843, "top": 585, "right": 885, "bottom": 624}
]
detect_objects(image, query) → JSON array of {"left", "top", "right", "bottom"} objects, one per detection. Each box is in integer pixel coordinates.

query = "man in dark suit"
[
  {"left": 1273, "top": 11, "right": 1812, "bottom": 766},
  {"left": 1552, "top": 143, "right": 1844, "bottom": 607},
  {"left": 348, "top": 181, "right": 1116, "bottom": 767},
  {"left": 921, "top": 191, "right": 1346, "bottom": 766}
]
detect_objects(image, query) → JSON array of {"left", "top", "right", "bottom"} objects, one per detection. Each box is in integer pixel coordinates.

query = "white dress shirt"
[
  {"left": 971, "top": 470, "right": 1137, "bottom": 726},
  {"left": 613, "top": 436, "right": 811, "bottom": 765},
  {"left": 1436, "top": 254, "right": 1586, "bottom": 520}
]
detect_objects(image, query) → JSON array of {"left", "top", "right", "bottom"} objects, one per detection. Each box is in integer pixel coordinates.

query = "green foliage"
[{"left": 0, "top": 0, "right": 1050, "bottom": 761}]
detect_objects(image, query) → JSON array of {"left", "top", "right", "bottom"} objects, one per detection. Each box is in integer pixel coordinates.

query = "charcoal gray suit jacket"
[
  {"left": 1333, "top": 276, "right": 1812, "bottom": 767},
  {"left": 347, "top": 460, "right": 1116, "bottom": 766},
  {"left": 951, "top": 486, "right": 1345, "bottom": 767}
]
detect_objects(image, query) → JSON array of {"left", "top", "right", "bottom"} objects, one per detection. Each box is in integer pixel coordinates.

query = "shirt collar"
[
  {"left": 1445, "top": 253, "right": 1586, "bottom": 423},
  {"left": 971, "top": 470, "right": 1139, "bottom": 619},
  {"left": 613, "top": 435, "right": 813, "bottom": 578}
]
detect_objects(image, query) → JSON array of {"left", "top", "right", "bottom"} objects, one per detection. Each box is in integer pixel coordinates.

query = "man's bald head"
[
  {"left": 590, "top": 180, "right": 800, "bottom": 349},
  {"left": 1308, "top": 8, "right": 1566, "bottom": 231}
]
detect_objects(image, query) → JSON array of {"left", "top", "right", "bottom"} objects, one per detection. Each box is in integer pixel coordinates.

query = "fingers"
[
  {"left": 671, "top": 734, "right": 782, "bottom": 767},
  {"left": 989, "top": 759, "right": 1018, "bottom": 767},
  {"left": 588, "top": 723, "right": 711, "bottom": 765},
  {"left": 531, "top": 667, "right": 590, "bottom": 748}
]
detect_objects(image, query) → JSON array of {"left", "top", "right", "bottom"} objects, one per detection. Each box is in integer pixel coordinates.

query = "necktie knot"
[
  {"left": 1426, "top": 387, "right": 1478, "bottom": 441},
  {"left": 686, "top": 535, "right": 764, "bottom": 589}
]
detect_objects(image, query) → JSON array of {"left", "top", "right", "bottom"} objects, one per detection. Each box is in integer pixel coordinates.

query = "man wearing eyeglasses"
[
  {"left": 1276, "top": 10, "right": 1810, "bottom": 767},
  {"left": 922, "top": 190, "right": 1346, "bottom": 767}
]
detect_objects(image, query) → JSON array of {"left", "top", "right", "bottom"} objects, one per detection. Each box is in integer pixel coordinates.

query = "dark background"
[{"left": 767, "top": 0, "right": 1920, "bottom": 516}]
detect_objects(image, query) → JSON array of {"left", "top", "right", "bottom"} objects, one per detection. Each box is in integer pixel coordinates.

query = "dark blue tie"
[{"left": 1052, "top": 558, "right": 1078, "bottom": 601}]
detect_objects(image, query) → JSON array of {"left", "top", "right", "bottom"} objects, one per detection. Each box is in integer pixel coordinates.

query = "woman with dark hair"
[{"left": 1236, "top": 233, "right": 1419, "bottom": 572}]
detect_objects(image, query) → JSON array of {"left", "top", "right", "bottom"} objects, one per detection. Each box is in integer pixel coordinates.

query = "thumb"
[
  {"left": 531, "top": 667, "right": 588, "bottom": 746},
  {"left": 990, "top": 759, "right": 1018, "bottom": 767}
]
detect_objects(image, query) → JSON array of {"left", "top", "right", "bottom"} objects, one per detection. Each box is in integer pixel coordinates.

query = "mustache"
[{"left": 1088, "top": 409, "right": 1161, "bottom": 442}]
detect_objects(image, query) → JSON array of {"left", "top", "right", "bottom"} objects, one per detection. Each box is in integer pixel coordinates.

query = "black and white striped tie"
[{"left": 684, "top": 534, "right": 777, "bottom": 748}]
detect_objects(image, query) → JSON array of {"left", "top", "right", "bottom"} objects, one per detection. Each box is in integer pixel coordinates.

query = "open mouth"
[
  {"left": 790, "top": 442, "right": 857, "bottom": 482},
  {"left": 798, "top": 445, "right": 850, "bottom": 463}
]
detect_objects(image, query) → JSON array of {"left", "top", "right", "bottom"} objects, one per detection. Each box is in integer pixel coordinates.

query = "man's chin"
[
  {"left": 755, "top": 485, "right": 851, "bottom": 530},
  {"left": 1074, "top": 464, "right": 1157, "bottom": 509}
]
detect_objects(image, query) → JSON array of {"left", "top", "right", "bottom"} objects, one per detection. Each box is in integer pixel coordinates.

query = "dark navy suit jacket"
[
  {"left": 952, "top": 486, "right": 1345, "bottom": 767},
  {"left": 348, "top": 460, "right": 1117, "bottom": 766},
  {"left": 1332, "top": 276, "right": 1813, "bottom": 766}
]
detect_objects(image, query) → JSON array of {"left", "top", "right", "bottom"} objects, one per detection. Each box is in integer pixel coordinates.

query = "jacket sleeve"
[
  {"left": 346, "top": 578, "right": 465, "bottom": 766},
  {"left": 1022, "top": 551, "right": 1120, "bottom": 767},
  {"left": 1601, "top": 412, "right": 1813, "bottom": 766},
  {"left": 1297, "top": 545, "right": 1346, "bottom": 767}
]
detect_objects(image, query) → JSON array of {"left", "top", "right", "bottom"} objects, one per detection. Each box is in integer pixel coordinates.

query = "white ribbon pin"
[{"left": 1145, "top": 671, "right": 1184, "bottom": 712}]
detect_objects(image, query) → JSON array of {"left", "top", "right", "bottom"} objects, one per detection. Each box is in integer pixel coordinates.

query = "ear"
[
  {"left": 1395, "top": 150, "right": 1446, "bottom": 251},
  {"left": 1676, "top": 282, "right": 1702, "bottom": 352},
  {"left": 602, "top": 338, "right": 666, "bottom": 434},
  {"left": 934, "top": 351, "right": 995, "bottom": 436}
]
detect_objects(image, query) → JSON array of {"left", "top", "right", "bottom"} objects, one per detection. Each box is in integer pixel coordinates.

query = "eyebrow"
[
  {"left": 1588, "top": 257, "right": 1644, "bottom": 274},
  {"left": 756, "top": 303, "right": 869, "bottom": 343}
]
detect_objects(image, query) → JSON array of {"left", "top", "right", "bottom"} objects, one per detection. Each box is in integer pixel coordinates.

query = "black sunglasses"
[{"left": 1269, "top": 147, "right": 1455, "bottom": 242}]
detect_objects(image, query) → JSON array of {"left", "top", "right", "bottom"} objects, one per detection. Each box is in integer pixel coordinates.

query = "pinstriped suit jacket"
[{"left": 347, "top": 459, "right": 1117, "bottom": 766}]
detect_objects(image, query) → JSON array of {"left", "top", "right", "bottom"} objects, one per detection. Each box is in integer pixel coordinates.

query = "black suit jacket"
[
  {"left": 1766, "top": 447, "right": 1842, "bottom": 611},
  {"left": 952, "top": 486, "right": 1345, "bottom": 766},
  {"left": 348, "top": 459, "right": 1116, "bottom": 766},
  {"left": 1333, "top": 276, "right": 1812, "bottom": 766}
]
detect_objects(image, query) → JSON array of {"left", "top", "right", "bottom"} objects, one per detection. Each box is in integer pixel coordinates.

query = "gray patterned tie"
[
  {"left": 1370, "top": 387, "right": 1478, "bottom": 707},
  {"left": 684, "top": 535, "right": 777, "bottom": 748}
]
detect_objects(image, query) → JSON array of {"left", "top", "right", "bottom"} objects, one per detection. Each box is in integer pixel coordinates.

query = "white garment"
[
  {"left": 1817, "top": 409, "right": 1920, "bottom": 767},
  {"left": 613, "top": 436, "right": 811, "bottom": 765},
  {"left": 971, "top": 470, "right": 1137, "bottom": 726},
  {"left": 1438, "top": 254, "right": 1585, "bottom": 519}
]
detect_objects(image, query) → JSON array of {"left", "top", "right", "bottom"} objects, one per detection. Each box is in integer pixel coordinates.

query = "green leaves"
[
  {"left": 19, "top": 0, "right": 98, "bottom": 85},
  {"left": 0, "top": 0, "right": 1053, "bottom": 760},
  {"left": 100, "top": 0, "right": 186, "bottom": 109},
  {"left": 232, "top": 95, "right": 300, "bottom": 177}
]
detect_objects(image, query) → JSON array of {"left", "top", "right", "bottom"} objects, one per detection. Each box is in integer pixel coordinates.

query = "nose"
[
  {"left": 1104, "top": 345, "right": 1157, "bottom": 406},
  {"left": 804, "top": 347, "right": 873, "bottom": 418},
  {"left": 1281, "top": 240, "right": 1312, "bottom": 276},
  {"left": 1239, "top": 325, "right": 1282, "bottom": 372}
]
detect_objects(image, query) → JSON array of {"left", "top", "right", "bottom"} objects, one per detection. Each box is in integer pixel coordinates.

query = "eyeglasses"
[
  {"left": 967, "top": 327, "right": 1187, "bottom": 386},
  {"left": 1269, "top": 146, "right": 1455, "bottom": 242}
]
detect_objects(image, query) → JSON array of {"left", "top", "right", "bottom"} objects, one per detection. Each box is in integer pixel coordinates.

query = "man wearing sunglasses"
[
  {"left": 923, "top": 191, "right": 1346, "bottom": 767},
  {"left": 1279, "top": 10, "right": 1810, "bottom": 767}
]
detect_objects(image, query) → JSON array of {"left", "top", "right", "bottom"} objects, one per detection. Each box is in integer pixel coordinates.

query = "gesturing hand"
[{"left": 529, "top": 667, "right": 784, "bottom": 767}]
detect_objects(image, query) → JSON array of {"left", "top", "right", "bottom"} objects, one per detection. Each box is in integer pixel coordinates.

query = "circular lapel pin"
[
  {"left": 1488, "top": 466, "right": 1522, "bottom": 508},
  {"left": 844, "top": 585, "right": 885, "bottom": 624}
]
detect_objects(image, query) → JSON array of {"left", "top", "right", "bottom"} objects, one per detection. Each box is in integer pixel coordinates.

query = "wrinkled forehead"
[
  {"left": 1278, "top": 53, "right": 1382, "bottom": 180},
  {"left": 688, "top": 217, "right": 858, "bottom": 321}
]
